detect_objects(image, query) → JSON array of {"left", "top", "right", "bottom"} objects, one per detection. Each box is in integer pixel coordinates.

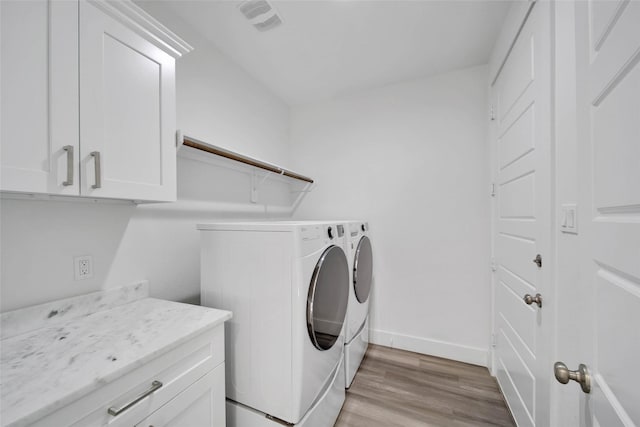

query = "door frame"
[{"left": 551, "top": 2, "right": 581, "bottom": 426}]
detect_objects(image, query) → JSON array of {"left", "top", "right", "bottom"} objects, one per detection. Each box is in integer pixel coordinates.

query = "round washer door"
[
  {"left": 307, "top": 245, "right": 349, "bottom": 351},
  {"left": 353, "top": 236, "right": 373, "bottom": 303}
]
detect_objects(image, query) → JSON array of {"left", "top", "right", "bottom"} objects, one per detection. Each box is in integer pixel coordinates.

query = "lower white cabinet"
[
  {"left": 135, "top": 364, "right": 225, "bottom": 427},
  {"left": 31, "top": 325, "right": 226, "bottom": 427}
]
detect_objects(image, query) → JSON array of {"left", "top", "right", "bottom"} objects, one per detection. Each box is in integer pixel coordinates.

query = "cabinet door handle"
[
  {"left": 90, "top": 151, "right": 101, "bottom": 189},
  {"left": 62, "top": 145, "right": 74, "bottom": 186},
  {"left": 107, "top": 380, "right": 163, "bottom": 417}
]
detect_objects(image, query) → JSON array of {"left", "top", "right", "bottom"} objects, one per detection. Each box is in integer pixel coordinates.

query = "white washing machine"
[
  {"left": 343, "top": 221, "right": 373, "bottom": 388},
  {"left": 198, "top": 221, "right": 349, "bottom": 427}
]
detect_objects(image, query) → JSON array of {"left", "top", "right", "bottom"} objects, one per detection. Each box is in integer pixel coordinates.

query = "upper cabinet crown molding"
[{"left": 87, "top": 0, "right": 194, "bottom": 58}]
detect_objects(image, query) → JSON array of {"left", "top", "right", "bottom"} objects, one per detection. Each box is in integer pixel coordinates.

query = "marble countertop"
[{"left": 0, "top": 284, "right": 232, "bottom": 427}]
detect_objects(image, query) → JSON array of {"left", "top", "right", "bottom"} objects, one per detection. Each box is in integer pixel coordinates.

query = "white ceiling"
[{"left": 151, "top": 0, "right": 511, "bottom": 106}]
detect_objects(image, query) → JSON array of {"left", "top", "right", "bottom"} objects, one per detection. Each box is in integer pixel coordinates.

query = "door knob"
[
  {"left": 523, "top": 293, "right": 542, "bottom": 307},
  {"left": 554, "top": 361, "right": 591, "bottom": 393}
]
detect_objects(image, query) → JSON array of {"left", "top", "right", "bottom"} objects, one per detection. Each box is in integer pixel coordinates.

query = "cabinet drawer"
[
  {"left": 31, "top": 325, "right": 224, "bottom": 427},
  {"left": 134, "top": 362, "right": 225, "bottom": 427}
]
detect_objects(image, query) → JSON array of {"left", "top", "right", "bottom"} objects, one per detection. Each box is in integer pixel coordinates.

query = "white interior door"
[
  {"left": 569, "top": 1, "right": 640, "bottom": 425},
  {"left": 492, "top": 2, "right": 552, "bottom": 426}
]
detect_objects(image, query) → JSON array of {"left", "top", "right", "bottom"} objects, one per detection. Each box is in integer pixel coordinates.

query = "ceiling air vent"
[{"left": 238, "top": 0, "right": 283, "bottom": 32}]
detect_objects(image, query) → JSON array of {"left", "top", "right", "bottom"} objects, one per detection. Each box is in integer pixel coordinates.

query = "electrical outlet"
[{"left": 74, "top": 256, "right": 93, "bottom": 280}]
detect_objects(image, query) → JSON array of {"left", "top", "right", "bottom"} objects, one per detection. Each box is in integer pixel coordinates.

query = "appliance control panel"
[{"left": 301, "top": 226, "right": 321, "bottom": 241}]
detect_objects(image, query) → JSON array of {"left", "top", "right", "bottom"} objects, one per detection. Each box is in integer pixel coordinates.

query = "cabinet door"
[
  {"left": 0, "top": 0, "right": 79, "bottom": 195},
  {"left": 135, "top": 364, "right": 226, "bottom": 427},
  {"left": 79, "top": 0, "right": 176, "bottom": 202}
]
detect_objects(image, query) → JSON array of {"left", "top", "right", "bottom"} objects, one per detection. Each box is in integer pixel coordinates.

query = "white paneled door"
[
  {"left": 492, "top": 2, "right": 552, "bottom": 426},
  {"left": 570, "top": 1, "right": 640, "bottom": 425}
]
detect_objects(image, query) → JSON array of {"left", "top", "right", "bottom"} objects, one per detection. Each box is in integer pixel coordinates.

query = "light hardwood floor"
[{"left": 335, "top": 344, "right": 515, "bottom": 427}]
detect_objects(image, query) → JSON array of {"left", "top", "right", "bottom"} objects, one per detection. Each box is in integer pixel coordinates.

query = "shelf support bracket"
[
  {"left": 251, "top": 170, "right": 275, "bottom": 204},
  {"left": 291, "top": 182, "right": 314, "bottom": 214}
]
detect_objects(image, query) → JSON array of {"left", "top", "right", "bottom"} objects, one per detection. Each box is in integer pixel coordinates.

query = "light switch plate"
[{"left": 560, "top": 203, "right": 578, "bottom": 234}]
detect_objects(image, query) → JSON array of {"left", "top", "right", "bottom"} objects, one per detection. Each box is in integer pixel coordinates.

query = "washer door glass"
[
  {"left": 353, "top": 236, "right": 373, "bottom": 303},
  {"left": 307, "top": 245, "right": 349, "bottom": 351}
]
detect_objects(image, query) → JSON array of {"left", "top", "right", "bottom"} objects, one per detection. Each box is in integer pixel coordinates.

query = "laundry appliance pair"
[{"left": 199, "top": 220, "right": 371, "bottom": 427}]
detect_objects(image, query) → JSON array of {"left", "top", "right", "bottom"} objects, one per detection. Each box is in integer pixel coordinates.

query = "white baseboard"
[{"left": 369, "top": 329, "right": 489, "bottom": 367}]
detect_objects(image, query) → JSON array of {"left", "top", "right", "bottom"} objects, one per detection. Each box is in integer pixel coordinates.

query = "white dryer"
[
  {"left": 198, "top": 221, "right": 349, "bottom": 427},
  {"left": 343, "top": 221, "right": 373, "bottom": 388}
]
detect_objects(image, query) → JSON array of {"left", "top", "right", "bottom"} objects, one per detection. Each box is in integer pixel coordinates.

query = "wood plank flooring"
[{"left": 335, "top": 344, "right": 515, "bottom": 427}]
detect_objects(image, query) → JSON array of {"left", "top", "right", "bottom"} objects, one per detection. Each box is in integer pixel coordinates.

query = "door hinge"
[
  {"left": 491, "top": 333, "right": 497, "bottom": 348},
  {"left": 490, "top": 183, "right": 496, "bottom": 197},
  {"left": 490, "top": 105, "right": 496, "bottom": 121},
  {"left": 490, "top": 257, "right": 497, "bottom": 272}
]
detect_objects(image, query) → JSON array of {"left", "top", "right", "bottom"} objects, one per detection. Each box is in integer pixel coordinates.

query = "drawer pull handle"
[{"left": 107, "top": 380, "right": 163, "bottom": 416}]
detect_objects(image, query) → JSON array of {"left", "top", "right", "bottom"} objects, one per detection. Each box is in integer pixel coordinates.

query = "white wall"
[
  {"left": 1, "top": 4, "right": 493, "bottom": 369},
  {"left": 0, "top": 5, "right": 292, "bottom": 312},
  {"left": 290, "top": 65, "right": 491, "bottom": 365}
]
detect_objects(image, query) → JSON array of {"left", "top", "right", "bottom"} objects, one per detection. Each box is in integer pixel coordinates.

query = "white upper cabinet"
[
  {"left": 0, "top": 0, "right": 192, "bottom": 202},
  {"left": 1, "top": 0, "right": 79, "bottom": 195},
  {"left": 79, "top": 1, "right": 177, "bottom": 201}
]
